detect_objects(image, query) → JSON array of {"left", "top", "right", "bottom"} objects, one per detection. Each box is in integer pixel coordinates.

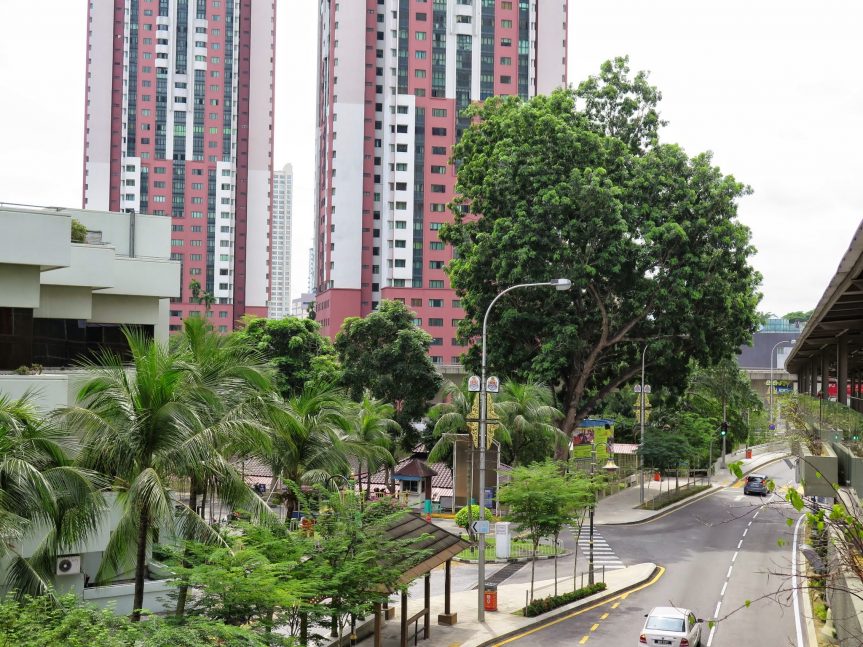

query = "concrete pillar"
[
  {"left": 821, "top": 349, "right": 831, "bottom": 397},
  {"left": 810, "top": 361, "right": 818, "bottom": 397},
  {"left": 838, "top": 335, "right": 848, "bottom": 405}
]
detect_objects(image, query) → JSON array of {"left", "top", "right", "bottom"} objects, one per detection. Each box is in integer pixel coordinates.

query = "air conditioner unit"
[{"left": 56, "top": 555, "right": 81, "bottom": 576}]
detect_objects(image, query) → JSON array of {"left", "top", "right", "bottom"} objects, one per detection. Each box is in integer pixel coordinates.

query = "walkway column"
[
  {"left": 424, "top": 572, "right": 431, "bottom": 639},
  {"left": 438, "top": 559, "right": 457, "bottom": 625},
  {"left": 821, "top": 349, "right": 831, "bottom": 396},
  {"left": 838, "top": 335, "right": 849, "bottom": 405},
  {"left": 810, "top": 361, "right": 818, "bottom": 397},
  {"left": 400, "top": 590, "right": 408, "bottom": 647}
]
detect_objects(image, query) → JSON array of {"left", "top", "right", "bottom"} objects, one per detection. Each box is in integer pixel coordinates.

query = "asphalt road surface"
[{"left": 499, "top": 460, "right": 806, "bottom": 647}]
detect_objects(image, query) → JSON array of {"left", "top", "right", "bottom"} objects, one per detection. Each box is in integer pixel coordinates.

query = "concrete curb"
[
  {"left": 598, "top": 453, "right": 792, "bottom": 526},
  {"left": 473, "top": 565, "right": 662, "bottom": 647}
]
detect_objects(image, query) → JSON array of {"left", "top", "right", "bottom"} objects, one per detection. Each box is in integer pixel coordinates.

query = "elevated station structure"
[{"left": 786, "top": 219, "right": 863, "bottom": 409}]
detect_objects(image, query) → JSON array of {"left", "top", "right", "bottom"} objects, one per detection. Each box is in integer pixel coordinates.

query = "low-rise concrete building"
[{"left": 0, "top": 204, "right": 179, "bottom": 411}]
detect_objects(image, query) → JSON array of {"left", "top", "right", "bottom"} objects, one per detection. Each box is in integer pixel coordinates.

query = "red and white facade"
[
  {"left": 314, "top": 0, "right": 568, "bottom": 365},
  {"left": 83, "top": 0, "right": 276, "bottom": 332}
]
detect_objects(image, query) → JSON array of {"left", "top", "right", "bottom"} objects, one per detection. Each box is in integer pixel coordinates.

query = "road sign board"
[{"left": 470, "top": 520, "right": 490, "bottom": 534}]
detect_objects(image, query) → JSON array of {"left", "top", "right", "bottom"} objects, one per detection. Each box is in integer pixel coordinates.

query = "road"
[{"left": 499, "top": 459, "right": 806, "bottom": 646}]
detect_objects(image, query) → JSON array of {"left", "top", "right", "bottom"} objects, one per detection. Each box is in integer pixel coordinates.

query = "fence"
[{"left": 638, "top": 469, "right": 711, "bottom": 511}]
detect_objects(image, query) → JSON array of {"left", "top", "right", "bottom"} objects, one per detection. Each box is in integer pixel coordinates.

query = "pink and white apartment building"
[
  {"left": 83, "top": 0, "right": 276, "bottom": 332},
  {"left": 313, "top": 0, "right": 568, "bottom": 365}
]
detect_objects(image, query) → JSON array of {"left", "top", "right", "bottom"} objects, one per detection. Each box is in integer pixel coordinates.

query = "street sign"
[
  {"left": 468, "top": 375, "right": 481, "bottom": 392},
  {"left": 769, "top": 423, "right": 776, "bottom": 431},
  {"left": 644, "top": 384, "right": 652, "bottom": 394},
  {"left": 486, "top": 376, "right": 500, "bottom": 393},
  {"left": 634, "top": 385, "right": 642, "bottom": 393},
  {"left": 470, "top": 520, "right": 490, "bottom": 534}
]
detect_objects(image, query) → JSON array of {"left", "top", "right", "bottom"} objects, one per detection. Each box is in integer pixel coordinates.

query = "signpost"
[{"left": 470, "top": 519, "right": 490, "bottom": 535}]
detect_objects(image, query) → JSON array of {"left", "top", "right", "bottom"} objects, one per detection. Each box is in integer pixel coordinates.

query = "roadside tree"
[
  {"left": 440, "top": 57, "right": 761, "bottom": 439},
  {"left": 498, "top": 460, "right": 589, "bottom": 600}
]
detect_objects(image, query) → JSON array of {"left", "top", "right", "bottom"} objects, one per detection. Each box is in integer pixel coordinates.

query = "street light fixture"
[
  {"left": 477, "top": 278, "right": 572, "bottom": 622},
  {"left": 769, "top": 339, "right": 796, "bottom": 426}
]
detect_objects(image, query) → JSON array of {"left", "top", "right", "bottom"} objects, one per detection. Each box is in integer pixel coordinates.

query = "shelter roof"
[{"left": 382, "top": 512, "right": 469, "bottom": 587}]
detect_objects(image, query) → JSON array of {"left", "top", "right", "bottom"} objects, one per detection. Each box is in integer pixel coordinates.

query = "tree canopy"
[
  {"left": 335, "top": 300, "right": 443, "bottom": 448},
  {"left": 234, "top": 316, "right": 342, "bottom": 397},
  {"left": 440, "top": 57, "right": 761, "bottom": 437}
]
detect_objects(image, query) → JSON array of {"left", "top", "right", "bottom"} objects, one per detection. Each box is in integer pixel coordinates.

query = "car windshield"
[
  {"left": 646, "top": 616, "right": 685, "bottom": 632},
  {"left": 748, "top": 477, "right": 764, "bottom": 483}
]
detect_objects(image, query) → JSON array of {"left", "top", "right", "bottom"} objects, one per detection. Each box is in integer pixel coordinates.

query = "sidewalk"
[
  {"left": 352, "top": 563, "right": 657, "bottom": 647},
  {"left": 594, "top": 449, "right": 791, "bottom": 525}
]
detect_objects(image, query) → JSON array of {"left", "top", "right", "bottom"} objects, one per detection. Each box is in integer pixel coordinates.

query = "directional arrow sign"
[{"left": 470, "top": 520, "right": 490, "bottom": 535}]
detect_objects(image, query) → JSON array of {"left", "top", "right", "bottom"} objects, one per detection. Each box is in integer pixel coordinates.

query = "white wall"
[
  {"left": 83, "top": 0, "right": 115, "bottom": 211},
  {"left": 0, "top": 208, "right": 70, "bottom": 269},
  {"left": 0, "top": 265, "right": 42, "bottom": 308}
]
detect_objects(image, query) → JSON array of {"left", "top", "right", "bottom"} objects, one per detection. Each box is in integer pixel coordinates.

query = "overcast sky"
[{"left": 1, "top": 1, "right": 861, "bottom": 314}]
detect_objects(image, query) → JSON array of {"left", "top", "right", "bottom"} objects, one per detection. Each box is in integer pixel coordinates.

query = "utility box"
[{"left": 495, "top": 522, "right": 511, "bottom": 559}]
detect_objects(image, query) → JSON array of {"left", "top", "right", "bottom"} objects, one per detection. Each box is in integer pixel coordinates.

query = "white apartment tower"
[{"left": 268, "top": 163, "right": 293, "bottom": 319}]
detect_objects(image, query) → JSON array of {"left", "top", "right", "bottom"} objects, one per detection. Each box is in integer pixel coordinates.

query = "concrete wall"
[
  {"left": 798, "top": 444, "right": 839, "bottom": 498},
  {"left": 832, "top": 442, "right": 863, "bottom": 498}
]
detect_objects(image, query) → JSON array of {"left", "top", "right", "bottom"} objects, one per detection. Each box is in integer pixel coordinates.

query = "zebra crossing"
[{"left": 572, "top": 529, "right": 625, "bottom": 570}]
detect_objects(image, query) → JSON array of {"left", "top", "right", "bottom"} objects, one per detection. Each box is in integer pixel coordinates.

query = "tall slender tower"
[
  {"left": 314, "top": 0, "right": 567, "bottom": 364},
  {"left": 83, "top": 0, "right": 276, "bottom": 332},
  {"left": 268, "top": 163, "right": 293, "bottom": 319}
]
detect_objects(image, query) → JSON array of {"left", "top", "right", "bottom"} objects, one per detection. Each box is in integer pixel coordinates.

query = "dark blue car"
[{"left": 743, "top": 474, "right": 770, "bottom": 496}]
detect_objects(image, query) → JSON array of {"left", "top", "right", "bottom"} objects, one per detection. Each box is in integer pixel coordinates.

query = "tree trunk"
[
  {"left": 175, "top": 479, "right": 199, "bottom": 617},
  {"left": 366, "top": 466, "right": 372, "bottom": 499},
  {"left": 530, "top": 542, "right": 537, "bottom": 601},
  {"left": 131, "top": 505, "right": 150, "bottom": 622},
  {"left": 285, "top": 488, "right": 298, "bottom": 521},
  {"left": 554, "top": 532, "right": 559, "bottom": 597}
]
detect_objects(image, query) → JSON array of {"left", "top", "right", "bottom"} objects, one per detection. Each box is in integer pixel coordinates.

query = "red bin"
[
  {"left": 484, "top": 584, "right": 498, "bottom": 612},
  {"left": 746, "top": 449, "right": 752, "bottom": 459}
]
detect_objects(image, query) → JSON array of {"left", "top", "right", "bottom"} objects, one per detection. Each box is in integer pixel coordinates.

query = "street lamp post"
[
  {"left": 769, "top": 339, "right": 796, "bottom": 426},
  {"left": 639, "top": 344, "right": 649, "bottom": 504},
  {"left": 477, "top": 278, "right": 571, "bottom": 622}
]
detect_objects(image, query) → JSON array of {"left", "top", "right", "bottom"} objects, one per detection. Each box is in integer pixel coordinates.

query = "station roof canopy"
[{"left": 787, "top": 218, "right": 863, "bottom": 376}]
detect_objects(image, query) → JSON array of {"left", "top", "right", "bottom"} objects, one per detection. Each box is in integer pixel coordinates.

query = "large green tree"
[
  {"left": 234, "top": 316, "right": 341, "bottom": 397},
  {"left": 440, "top": 57, "right": 761, "bottom": 438},
  {"left": 335, "top": 300, "right": 443, "bottom": 448}
]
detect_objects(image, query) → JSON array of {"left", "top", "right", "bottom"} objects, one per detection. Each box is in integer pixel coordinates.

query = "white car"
[{"left": 639, "top": 606, "right": 703, "bottom": 647}]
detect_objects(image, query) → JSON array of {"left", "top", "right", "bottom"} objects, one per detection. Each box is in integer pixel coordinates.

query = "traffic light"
[{"left": 720, "top": 421, "right": 728, "bottom": 436}]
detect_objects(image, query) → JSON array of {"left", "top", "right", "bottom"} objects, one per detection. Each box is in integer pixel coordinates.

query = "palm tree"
[
  {"left": 344, "top": 394, "right": 398, "bottom": 501},
  {"left": 0, "top": 393, "right": 104, "bottom": 597},
  {"left": 62, "top": 328, "right": 272, "bottom": 621},
  {"left": 427, "top": 382, "right": 473, "bottom": 464},
  {"left": 169, "top": 317, "right": 275, "bottom": 616},
  {"left": 257, "top": 381, "right": 354, "bottom": 519},
  {"left": 495, "top": 381, "right": 565, "bottom": 466}
]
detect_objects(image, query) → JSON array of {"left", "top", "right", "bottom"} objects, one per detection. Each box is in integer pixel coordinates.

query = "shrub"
[
  {"left": 71, "top": 219, "right": 88, "bottom": 243},
  {"left": 454, "top": 504, "right": 497, "bottom": 529},
  {"left": 523, "top": 582, "right": 607, "bottom": 617}
]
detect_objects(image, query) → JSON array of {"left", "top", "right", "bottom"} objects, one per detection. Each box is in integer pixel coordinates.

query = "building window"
[
  {"left": 428, "top": 318, "right": 444, "bottom": 327},
  {"left": 430, "top": 241, "right": 444, "bottom": 250},
  {"left": 428, "top": 299, "right": 443, "bottom": 307}
]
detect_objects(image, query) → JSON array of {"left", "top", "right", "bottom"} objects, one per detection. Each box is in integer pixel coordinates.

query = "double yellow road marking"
[{"left": 492, "top": 567, "right": 666, "bottom": 646}]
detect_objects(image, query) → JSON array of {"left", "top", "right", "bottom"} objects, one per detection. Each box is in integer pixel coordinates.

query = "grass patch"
[
  {"left": 456, "top": 536, "right": 564, "bottom": 561},
  {"left": 638, "top": 483, "right": 711, "bottom": 510},
  {"left": 523, "top": 582, "right": 607, "bottom": 617}
]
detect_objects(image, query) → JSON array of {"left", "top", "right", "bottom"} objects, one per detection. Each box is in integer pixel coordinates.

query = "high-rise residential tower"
[
  {"left": 268, "top": 162, "right": 293, "bottom": 319},
  {"left": 83, "top": 0, "right": 276, "bottom": 332},
  {"left": 313, "top": 0, "right": 568, "bottom": 364}
]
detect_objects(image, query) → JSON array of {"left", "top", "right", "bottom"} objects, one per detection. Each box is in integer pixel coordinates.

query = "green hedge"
[{"left": 524, "top": 582, "right": 607, "bottom": 617}]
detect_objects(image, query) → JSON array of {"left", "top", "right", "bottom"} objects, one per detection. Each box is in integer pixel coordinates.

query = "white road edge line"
[
  {"left": 792, "top": 514, "right": 805, "bottom": 646},
  {"left": 707, "top": 625, "right": 717, "bottom": 647},
  {"left": 720, "top": 581, "right": 727, "bottom": 596},
  {"left": 732, "top": 551, "right": 738, "bottom": 562},
  {"left": 737, "top": 540, "right": 743, "bottom": 549},
  {"left": 714, "top": 601, "right": 721, "bottom": 617},
  {"left": 743, "top": 528, "right": 748, "bottom": 537},
  {"left": 726, "top": 565, "right": 733, "bottom": 578}
]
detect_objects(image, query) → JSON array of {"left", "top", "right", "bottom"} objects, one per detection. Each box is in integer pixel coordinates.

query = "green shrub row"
[{"left": 523, "top": 582, "right": 607, "bottom": 617}]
